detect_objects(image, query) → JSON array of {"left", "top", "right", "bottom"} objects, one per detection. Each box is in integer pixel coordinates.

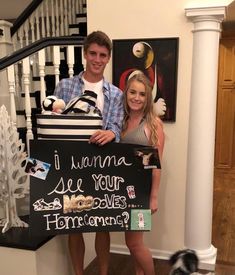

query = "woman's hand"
[{"left": 150, "top": 195, "right": 158, "bottom": 214}]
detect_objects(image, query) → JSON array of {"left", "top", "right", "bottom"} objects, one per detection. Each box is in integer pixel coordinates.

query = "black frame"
[{"left": 112, "top": 38, "right": 179, "bottom": 122}]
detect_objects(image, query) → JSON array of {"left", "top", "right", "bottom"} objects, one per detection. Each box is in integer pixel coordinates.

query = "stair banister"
[
  {"left": 11, "top": 0, "right": 43, "bottom": 37},
  {"left": 0, "top": 36, "right": 85, "bottom": 71},
  {"left": 10, "top": 0, "right": 86, "bottom": 52},
  {"left": 0, "top": 37, "right": 85, "bottom": 150}
]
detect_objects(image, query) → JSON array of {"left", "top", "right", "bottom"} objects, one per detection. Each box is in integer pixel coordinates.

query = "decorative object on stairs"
[
  {"left": 37, "top": 91, "right": 103, "bottom": 140},
  {"left": 0, "top": 105, "right": 29, "bottom": 233}
]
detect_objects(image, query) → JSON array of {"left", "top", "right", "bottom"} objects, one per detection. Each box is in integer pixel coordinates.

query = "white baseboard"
[{"left": 110, "top": 244, "right": 172, "bottom": 260}]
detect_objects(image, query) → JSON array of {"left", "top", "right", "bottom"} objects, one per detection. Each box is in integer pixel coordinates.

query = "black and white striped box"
[{"left": 36, "top": 114, "right": 103, "bottom": 141}]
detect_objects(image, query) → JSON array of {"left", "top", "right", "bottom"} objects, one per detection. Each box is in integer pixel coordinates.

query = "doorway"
[{"left": 213, "top": 37, "right": 235, "bottom": 268}]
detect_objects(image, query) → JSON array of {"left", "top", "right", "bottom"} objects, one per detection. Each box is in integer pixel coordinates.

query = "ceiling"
[
  {"left": 226, "top": 0, "right": 235, "bottom": 20},
  {"left": 0, "top": 0, "right": 31, "bottom": 20},
  {"left": 0, "top": 0, "right": 235, "bottom": 22}
]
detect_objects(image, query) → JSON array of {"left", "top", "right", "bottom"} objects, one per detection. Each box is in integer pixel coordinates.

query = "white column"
[{"left": 185, "top": 6, "right": 226, "bottom": 270}]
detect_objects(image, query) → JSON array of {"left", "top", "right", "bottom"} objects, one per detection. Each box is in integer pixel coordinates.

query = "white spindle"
[
  {"left": 68, "top": 0, "right": 72, "bottom": 25},
  {"left": 67, "top": 46, "right": 74, "bottom": 78},
  {"left": 14, "top": 63, "right": 21, "bottom": 100},
  {"left": 7, "top": 65, "right": 17, "bottom": 126},
  {"left": 46, "top": 0, "right": 50, "bottom": 37},
  {"left": 23, "top": 20, "right": 29, "bottom": 46},
  {"left": 51, "top": 0, "right": 56, "bottom": 36},
  {"left": 22, "top": 57, "right": 34, "bottom": 150},
  {"left": 83, "top": 0, "right": 86, "bottom": 12},
  {"left": 38, "top": 49, "right": 46, "bottom": 105},
  {"left": 60, "top": 0, "right": 64, "bottom": 36},
  {"left": 29, "top": 15, "right": 35, "bottom": 43},
  {"left": 76, "top": 0, "right": 79, "bottom": 14},
  {"left": 64, "top": 0, "right": 69, "bottom": 36},
  {"left": 35, "top": 9, "right": 40, "bottom": 40},
  {"left": 18, "top": 29, "right": 24, "bottom": 49},
  {"left": 55, "top": 0, "right": 60, "bottom": 36},
  {"left": 41, "top": 3, "right": 46, "bottom": 38},
  {"left": 14, "top": 62, "right": 22, "bottom": 112},
  {"left": 81, "top": 47, "right": 85, "bottom": 70},
  {"left": 12, "top": 36, "right": 17, "bottom": 51},
  {"left": 45, "top": 0, "right": 52, "bottom": 61},
  {"left": 71, "top": 0, "right": 76, "bottom": 24},
  {"left": 53, "top": 46, "right": 60, "bottom": 86}
]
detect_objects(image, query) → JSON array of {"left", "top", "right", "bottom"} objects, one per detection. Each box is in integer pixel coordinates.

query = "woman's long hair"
[{"left": 122, "top": 73, "right": 159, "bottom": 147}]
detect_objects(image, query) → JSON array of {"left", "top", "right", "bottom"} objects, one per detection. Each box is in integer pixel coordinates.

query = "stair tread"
[
  {"left": 32, "top": 76, "right": 40, "bottom": 81},
  {"left": 69, "top": 22, "right": 86, "bottom": 28},
  {"left": 76, "top": 13, "right": 87, "bottom": 18}
]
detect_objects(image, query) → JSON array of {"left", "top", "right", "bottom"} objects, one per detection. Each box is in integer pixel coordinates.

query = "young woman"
[{"left": 121, "top": 73, "right": 165, "bottom": 275}]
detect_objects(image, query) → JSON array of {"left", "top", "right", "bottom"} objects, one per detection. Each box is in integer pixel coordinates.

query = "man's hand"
[{"left": 89, "top": 130, "right": 115, "bottom": 146}]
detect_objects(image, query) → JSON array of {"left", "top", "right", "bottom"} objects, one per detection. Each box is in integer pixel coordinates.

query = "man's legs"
[
  {"left": 95, "top": 232, "right": 110, "bottom": 275},
  {"left": 68, "top": 233, "right": 85, "bottom": 275}
]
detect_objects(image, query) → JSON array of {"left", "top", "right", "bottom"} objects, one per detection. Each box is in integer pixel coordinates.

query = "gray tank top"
[{"left": 120, "top": 121, "right": 149, "bottom": 146}]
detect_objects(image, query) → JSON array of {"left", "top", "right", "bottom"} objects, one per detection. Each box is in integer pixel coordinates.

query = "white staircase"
[{"left": 0, "top": 0, "right": 87, "bottom": 149}]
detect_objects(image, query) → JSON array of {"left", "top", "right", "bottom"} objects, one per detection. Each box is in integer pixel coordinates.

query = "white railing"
[
  {"left": 12, "top": 0, "right": 86, "bottom": 51},
  {"left": 0, "top": 0, "right": 86, "bottom": 150},
  {"left": 3, "top": 42, "right": 83, "bottom": 149}
]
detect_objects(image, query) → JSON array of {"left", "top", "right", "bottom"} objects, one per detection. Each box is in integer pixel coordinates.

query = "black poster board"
[{"left": 29, "top": 140, "right": 160, "bottom": 235}]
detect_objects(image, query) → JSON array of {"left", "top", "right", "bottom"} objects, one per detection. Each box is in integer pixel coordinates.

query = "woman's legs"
[
  {"left": 125, "top": 231, "right": 155, "bottom": 275},
  {"left": 95, "top": 231, "right": 110, "bottom": 275},
  {"left": 68, "top": 233, "right": 85, "bottom": 275}
]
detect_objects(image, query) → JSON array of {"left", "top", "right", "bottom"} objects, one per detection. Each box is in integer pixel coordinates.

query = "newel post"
[{"left": 0, "top": 20, "right": 13, "bottom": 113}]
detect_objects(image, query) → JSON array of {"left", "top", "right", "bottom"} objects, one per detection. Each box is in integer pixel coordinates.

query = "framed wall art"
[{"left": 112, "top": 38, "right": 179, "bottom": 122}]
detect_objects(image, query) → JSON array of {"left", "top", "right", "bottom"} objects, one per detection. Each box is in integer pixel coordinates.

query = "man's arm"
[
  {"left": 54, "top": 79, "right": 64, "bottom": 99},
  {"left": 105, "top": 90, "right": 124, "bottom": 142}
]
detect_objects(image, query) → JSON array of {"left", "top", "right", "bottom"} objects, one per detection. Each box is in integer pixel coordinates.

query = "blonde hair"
[{"left": 122, "top": 73, "right": 159, "bottom": 146}]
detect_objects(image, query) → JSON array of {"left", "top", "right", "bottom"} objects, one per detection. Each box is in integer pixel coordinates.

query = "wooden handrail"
[{"left": 0, "top": 36, "right": 84, "bottom": 71}]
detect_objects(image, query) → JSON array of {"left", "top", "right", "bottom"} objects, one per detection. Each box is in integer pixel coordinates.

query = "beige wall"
[{"left": 87, "top": 0, "right": 193, "bottom": 256}]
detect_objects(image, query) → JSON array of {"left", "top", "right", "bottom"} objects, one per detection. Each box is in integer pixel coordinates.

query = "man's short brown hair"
[{"left": 83, "top": 31, "right": 112, "bottom": 55}]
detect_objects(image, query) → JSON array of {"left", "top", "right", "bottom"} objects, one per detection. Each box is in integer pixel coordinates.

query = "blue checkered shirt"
[{"left": 54, "top": 72, "right": 124, "bottom": 142}]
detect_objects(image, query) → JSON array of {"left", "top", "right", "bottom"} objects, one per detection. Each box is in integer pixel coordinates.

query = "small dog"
[{"left": 169, "top": 249, "right": 199, "bottom": 275}]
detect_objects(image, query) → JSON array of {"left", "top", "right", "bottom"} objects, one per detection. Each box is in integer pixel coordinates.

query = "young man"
[{"left": 54, "top": 31, "right": 124, "bottom": 275}]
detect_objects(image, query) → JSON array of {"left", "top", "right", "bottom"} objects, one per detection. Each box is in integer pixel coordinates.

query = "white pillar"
[
  {"left": 0, "top": 20, "right": 13, "bottom": 113},
  {"left": 184, "top": 6, "right": 226, "bottom": 270}
]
